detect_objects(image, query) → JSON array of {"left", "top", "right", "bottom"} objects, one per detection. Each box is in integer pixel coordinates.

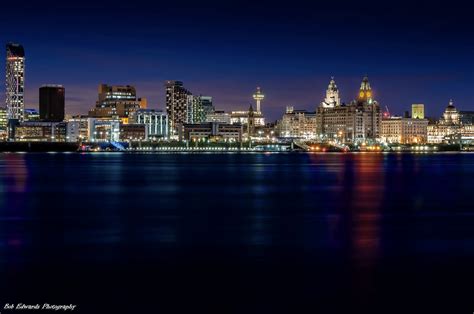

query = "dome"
[{"left": 445, "top": 99, "right": 457, "bottom": 112}]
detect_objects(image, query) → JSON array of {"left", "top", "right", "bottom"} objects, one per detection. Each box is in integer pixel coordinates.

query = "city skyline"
[{"left": 1, "top": 0, "right": 473, "bottom": 120}]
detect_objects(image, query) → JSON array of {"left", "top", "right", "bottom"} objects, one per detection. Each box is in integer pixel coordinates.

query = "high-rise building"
[
  {"left": 316, "top": 76, "right": 381, "bottom": 143},
  {"left": 40, "top": 85, "right": 65, "bottom": 122},
  {"left": 165, "top": 80, "right": 191, "bottom": 135},
  {"left": 0, "top": 107, "right": 7, "bottom": 139},
  {"left": 321, "top": 77, "right": 341, "bottom": 108},
  {"left": 5, "top": 43, "right": 25, "bottom": 121},
  {"left": 89, "top": 84, "right": 147, "bottom": 122},
  {"left": 201, "top": 96, "right": 214, "bottom": 120},
  {"left": 412, "top": 104, "right": 425, "bottom": 119}
]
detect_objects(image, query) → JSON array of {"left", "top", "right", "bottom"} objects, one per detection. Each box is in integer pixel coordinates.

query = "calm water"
[{"left": 1, "top": 152, "right": 474, "bottom": 313}]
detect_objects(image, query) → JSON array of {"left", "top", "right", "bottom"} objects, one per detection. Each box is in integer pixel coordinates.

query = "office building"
[
  {"left": 87, "top": 118, "right": 120, "bottom": 142},
  {"left": 201, "top": 96, "right": 214, "bottom": 121},
  {"left": 381, "top": 116, "right": 428, "bottom": 144},
  {"left": 316, "top": 76, "right": 381, "bottom": 143},
  {"left": 165, "top": 80, "right": 191, "bottom": 135},
  {"left": 14, "top": 121, "right": 67, "bottom": 142},
  {"left": 120, "top": 124, "right": 147, "bottom": 141},
  {"left": 40, "top": 85, "right": 65, "bottom": 121},
  {"left": 276, "top": 106, "right": 317, "bottom": 138},
  {"left": 5, "top": 43, "right": 25, "bottom": 121},
  {"left": 412, "top": 104, "right": 425, "bottom": 119},
  {"left": 67, "top": 115, "right": 89, "bottom": 142},
  {"left": 0, "top": 107, "right": 7, "bottom": 139},
  {"left": 132, "top": 109, "right": 168, "bottom": 140},
  {"left": 206, "top": 110, "right": 231, "bottom": 124},
  {"left": 180, "top": 122, "right": 243, "bottom": 142},
  {"left": 89, "top": 84, "right": 147, "bottom": 122}
]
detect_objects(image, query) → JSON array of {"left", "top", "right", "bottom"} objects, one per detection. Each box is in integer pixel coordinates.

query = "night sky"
[{"left": 1, "top": 0, "right": 473, "bottom": 120}]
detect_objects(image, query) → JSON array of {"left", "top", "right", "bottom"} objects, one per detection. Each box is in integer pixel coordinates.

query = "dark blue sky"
[{"left": 1, "top": 0, "right": 473, "bottom": 120}]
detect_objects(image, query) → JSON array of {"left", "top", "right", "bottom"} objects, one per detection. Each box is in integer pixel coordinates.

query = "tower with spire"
[{"left": 322, "top": 77, "right": 341, "bottom": 107}]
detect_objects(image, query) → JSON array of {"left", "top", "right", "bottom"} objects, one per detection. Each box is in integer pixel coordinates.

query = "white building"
[
  {"left": 87, "top": 118, "right": 120, "bottom": 142},
  {"left": 133, "top": 109, "right": 168, "bottom": 140}
]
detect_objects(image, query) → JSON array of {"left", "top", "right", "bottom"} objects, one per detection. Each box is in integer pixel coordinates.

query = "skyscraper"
[
  {"left": 5, "top": 43, "right": 25, "bottom": 121},
  {"left": 40, "top": 85, "right": 65, "bottom": 122},
  {"left": 165, "top": 80, "right": 191, "bottom": 135}
]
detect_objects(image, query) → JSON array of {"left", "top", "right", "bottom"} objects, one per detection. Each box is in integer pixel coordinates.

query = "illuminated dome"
[{"left": 443, "top": 99, "right": 460, "bottom": 125}]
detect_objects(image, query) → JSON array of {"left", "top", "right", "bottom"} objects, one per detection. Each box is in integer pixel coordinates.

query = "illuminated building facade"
[
  {"left": 119, "top": 124, "right": 147, "bottom": 141},
  {"left": 165, "top": 80, "right": 191, "bottom": 135},
  {"left": 89, "top": 84, "right": 147, "bottom": 121},
  {"left": 5, "top": 43, "right": 25, "bottom": 121},
  {"left": 14, "top": 121, "right": 67, "bottom": 142},
  {"left": 67, "top": 115, "right": 89, "bottom": 142},
  {"left": 0, "top": 107, "right": 7, "bottom": 139},
  {"left": 316, "top": 76, "right": 381, "bottom": 143},
  {"left": 205, "top": 110, "right": 231, "bottom": 124},
  {"left": 179, "top": 122, "right": 243, "bottom": 142},
  {"left": 320, "top": 77, "right": 341, "bottom": 108},
  {"left": 87, "top": 118, "right": 120, "bottom": 142},
  {"left": 132, "top": 109, "right": 169, "bottom": 139},
  {"left": 427, "top": 100, "right": 465, "bottom": 143},
  {"left": 412, "top": 104, "right": 425, "bottom": 119},
  {"left": 276, "top": 106, "right": 317, "bottom": 138},
  {"left": 381, "top": 117, "right": 428, "bottom": 144},
  {"left": 40, "top": 85, "right": 65, "bottom": 121}
]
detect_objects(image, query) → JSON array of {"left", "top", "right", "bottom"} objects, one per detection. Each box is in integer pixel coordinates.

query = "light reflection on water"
[{"left": 1, "top": 152, "right": 474, "bottom": 312}]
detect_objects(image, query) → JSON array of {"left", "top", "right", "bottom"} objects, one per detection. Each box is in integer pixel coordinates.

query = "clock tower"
[{"left": 358, "top": 75, "right": 373, "bottom": 103}]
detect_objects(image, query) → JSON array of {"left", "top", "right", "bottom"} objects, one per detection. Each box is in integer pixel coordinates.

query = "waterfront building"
[
  {"left": 205, "top": 110, "right": 231, "bottom": 124},
  {"left": 316, "top": 76, "right": 381, "bottom": 143},
  {"left": 24, "top": 109, "right": 40, "bottom": 121},
  {"left": 381, "top": 116, "right": 428, "bottom": 144},
  {"left": 67, "top": 115, "right": 89, "bottom": 142},
  {"left": 427, "top": 100, "right": 463, "bottom": 144},
  {"left": 230, "top": 87, "right": 266, "bottom": 127},
  {"left": 119, "top": 124, "right": 147, "bottom": 141},
  {"left": 14, "top": 121, "right": 67, "bottom": 142},
  {"left": 230, "top": 110, "right": 265, "bottom": 126},
  {"left": 412, "top": 104, "right": 425, "bottom": 119},
  {"left": 87, "top": 118, "right": 120, "bottom": 142},
  {"left": 276, "top": 106, "right": 317, "bottom": 139},
  {"left": 132, "top": 109, "right": 168, "bottom": 140},
  {"left": 39, "top": 85, "right": 65, "bottom": 121},
  {"left": 6, "top": 43, "right": 25, "bottom": 121},
  {"left": 89, "top": 84, "right": 147, "bottom": 122},
  {"left": 179, "top": 122, "right": 243, "bottom": 142},
  {"left": 165, "top": 80, "right": 191, "bottom": 135},
  {"left": 0, "top": 107, "right": 7, "bottom": 140}
]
